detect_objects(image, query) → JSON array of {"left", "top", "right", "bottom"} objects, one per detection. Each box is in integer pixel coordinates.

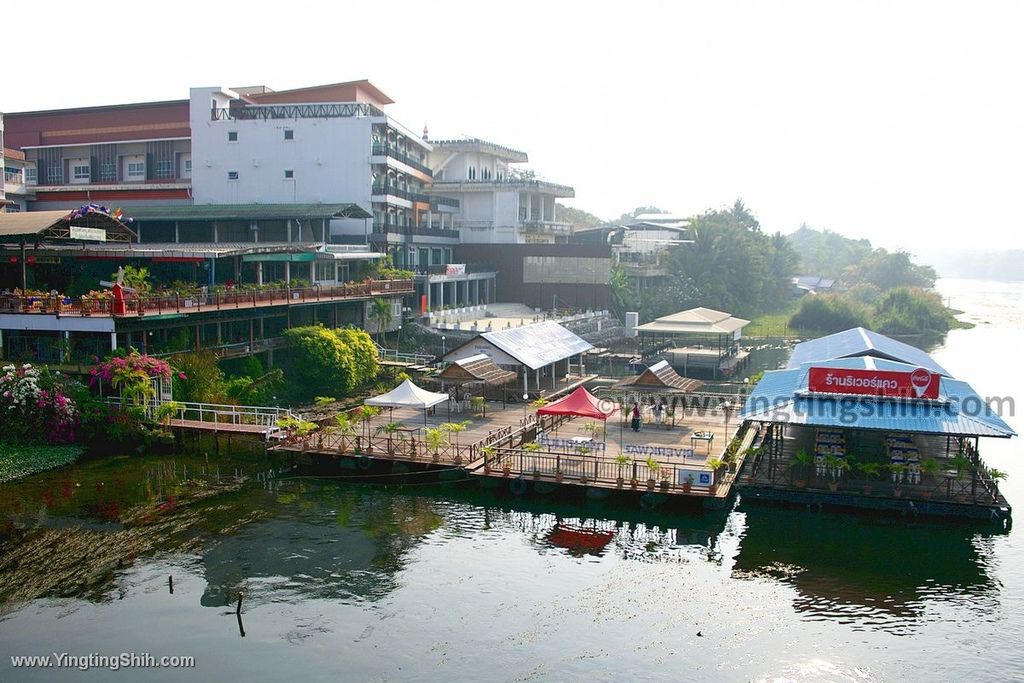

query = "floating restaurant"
[
  {"left": 737, "top": 328, "right": 1014, "bottom": 520},
  {"left": 635, "top": 306, "right": 751, "bottom": 378}
]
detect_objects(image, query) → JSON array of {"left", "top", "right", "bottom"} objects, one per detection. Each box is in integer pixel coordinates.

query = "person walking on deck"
[{"left": 631, "top": 402, "right": 642, "bottom": 432}]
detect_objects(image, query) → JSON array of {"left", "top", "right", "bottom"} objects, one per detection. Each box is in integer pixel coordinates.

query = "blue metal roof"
[
  {"left": 741, "top": 357, "right": 1015, "bottom": 438},
  {"left": 786, "top": 327, "right": 949, "bottom": 376}
]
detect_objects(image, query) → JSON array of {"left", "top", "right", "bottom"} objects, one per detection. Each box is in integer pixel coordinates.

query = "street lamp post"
[{"left": 441, "top": 335, "right": 446, "bottom": 356}]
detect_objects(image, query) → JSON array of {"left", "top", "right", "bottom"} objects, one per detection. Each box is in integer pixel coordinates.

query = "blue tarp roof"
[
  {"left": 741, "top": 357, "right": 1015, "bottom": 437},
  {"left": 787, "top": 327, "right": 949, "bottom": 376}
]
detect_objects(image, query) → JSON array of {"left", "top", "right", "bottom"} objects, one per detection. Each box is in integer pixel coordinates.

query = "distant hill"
[
  {"left": 555, "top": 203, "right": 604, "bottom": 229},
  {"left": 923, "top": 250, "right": 1024, "bottom": 282}
]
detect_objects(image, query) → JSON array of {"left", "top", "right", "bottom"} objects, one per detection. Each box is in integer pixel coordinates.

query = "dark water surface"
[{"left": 0, "top": 278, "right": 1021, "bottom": 682}]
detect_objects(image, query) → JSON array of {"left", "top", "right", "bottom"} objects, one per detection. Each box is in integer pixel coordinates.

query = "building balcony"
[
  {"left": 519, "top": 220, "right": 572, "bottom": 235},
  {"left": 429, "top": 178, "right": 575, "bottom": 198},
  {"left": 29, "top": 179, "right": 191, "bottom": 191},
  {"left": 430, "top": 196, "right": 460, "bottom": 210},
  {"left": 371, "top": 143, "right": 433, "bottom": 177},
  {"left": 213, "top": 102, "right": 385, "bottom": 121},
  {"left": 371, "top": 183, "right": 431, "bottom": 204},
  {"left": 372, "top": 221, "right": 460, "bottom": 242},
  {"left": 414, "top": 263, "right": 497, "bottom": 277}
]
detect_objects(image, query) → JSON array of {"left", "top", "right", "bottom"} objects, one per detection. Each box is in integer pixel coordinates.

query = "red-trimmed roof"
[
  {"left": 537, "top": 386, "right": 616, "bottom": 421},
  {"left": 247, "top": 80, "right": 394, "bottom": 107}
]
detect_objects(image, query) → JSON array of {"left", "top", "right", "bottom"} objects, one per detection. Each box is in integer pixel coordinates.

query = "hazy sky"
[{"left": 5, "top": 0, "right": 1022, "bottom": 253}]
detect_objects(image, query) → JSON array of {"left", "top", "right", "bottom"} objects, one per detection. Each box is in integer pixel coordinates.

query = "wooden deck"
[
  {"left": 274, "top": 398, "right": 750, "bottom": 505},
  {"left": 168, "top": 418, "right": 278, "bottom": 436}
]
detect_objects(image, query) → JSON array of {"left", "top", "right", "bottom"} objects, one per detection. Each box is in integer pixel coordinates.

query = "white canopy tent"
[{"left": 364, "top": 379, "right": 450, "bottom": 424}]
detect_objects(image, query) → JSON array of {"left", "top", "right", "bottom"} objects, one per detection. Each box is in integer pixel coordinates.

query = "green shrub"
[{"left": 789, "top": 293, "right": 872, "bottom": 334}]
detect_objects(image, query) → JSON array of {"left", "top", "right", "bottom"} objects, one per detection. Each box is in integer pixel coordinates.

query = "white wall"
[{"left": 190, "top": 87, "right": 375, "bottom": 238}]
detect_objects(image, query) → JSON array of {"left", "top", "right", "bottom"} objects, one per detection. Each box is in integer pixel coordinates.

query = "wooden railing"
[
  {"left": 0, "top": 279, "right": 414, "bottom": 317},
  {"left": 483, "top": 447, "right": 721, "bottom": 493},
  {"left": 293, "top": 430, "right": 479, "bottom": 466}
]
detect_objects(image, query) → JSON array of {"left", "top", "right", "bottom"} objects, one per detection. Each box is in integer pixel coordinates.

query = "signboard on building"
[
  {"left": 807, "top": 366, "right": 940, "bottom": 399},
  {"left": 69, "top": 226, "right": 107, "bottom": 242},
  {"left": 445, "top": 264, "right": 466, "bottom": 276}
]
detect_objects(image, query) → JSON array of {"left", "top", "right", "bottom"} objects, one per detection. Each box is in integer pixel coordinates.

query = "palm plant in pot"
[
  {"left": 919, "top": 458, "right": 942, "bottom": 497},
  {"left": 521, "top": 440, "right": 541, "bottom": 478},
  {"left": 615, "top": 453, "right": 630, "bottom": 488},
  {"left": 857, "top": 461, "right": 882, "bottom": 495},
  {"left": 375, "top": 421, "right": 402, "bottom": 458},
  {"left": 425, "top": 426, "right": 448, "bottom": 463},
  {"left": 481, "top": 445, "right": 495, "bottom": 474},
  {"left": 645, "top": 456, "right": 660, "bottom": 491},
  {"left": 823, "top": 454, "right": 849, "bottom": 492},
  {"left": 792, "top": 448, "right": 813, "bottom": 488}
]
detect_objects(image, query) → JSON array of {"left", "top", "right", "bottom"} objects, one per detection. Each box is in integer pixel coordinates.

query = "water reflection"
[{"left": 732, "top": 506, "right": 1003, "bottom": 634}]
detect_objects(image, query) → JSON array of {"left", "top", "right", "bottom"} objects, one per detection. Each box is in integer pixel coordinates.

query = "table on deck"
[{"left": 690, "top": 431, "right": 715, "bottom": 454}]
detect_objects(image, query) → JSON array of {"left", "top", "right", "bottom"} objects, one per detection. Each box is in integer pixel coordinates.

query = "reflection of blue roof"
[
  {"left": 787, "top": 327, "right": 949, "bottom": 376},
  {"left": 742, "top": 357, "right": 1015, "bottom": 437}
]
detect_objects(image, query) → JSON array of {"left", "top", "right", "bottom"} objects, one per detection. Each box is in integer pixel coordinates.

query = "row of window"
[
  {"left": 32, "top": 158, "right": 191, "bottom": 184},
  {"left": 226, "top": 169, "right": 295, "bottom": 180},
  {"left": 465, "top": 167, "right": 501, "bottom": 181},
  {"left": 227, "top": 129, "right": 293, "bottom": 142}
]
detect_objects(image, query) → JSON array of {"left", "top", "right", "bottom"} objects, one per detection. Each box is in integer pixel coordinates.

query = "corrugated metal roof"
[
  {"left": 128, "top": 203, "right": 372, "bottom": 221},
  {"left": 787, "top": 327, "right": 949, "bottom": 376},
  {"left": 636, "top": 307, "right": 749, "bottom": 335},
  {"left": 438, "top": 354, "right": 517, "bottom": 385},
  {"left": 741, "top": 357, "right": 1015, "bottom": 437},
  {"left": 0, "top": 210, "right": 135, "bottom": 241},
  {"left": 612, "top": 359, "right": 704, "bottom": 392},
  {"left": 479, "top": 321, "right": 593, "bottom": 370}
]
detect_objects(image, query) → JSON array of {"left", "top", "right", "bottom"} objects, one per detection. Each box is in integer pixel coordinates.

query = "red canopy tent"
[{"left": 537, "top": 386, "right": 617, "bottom": 420}]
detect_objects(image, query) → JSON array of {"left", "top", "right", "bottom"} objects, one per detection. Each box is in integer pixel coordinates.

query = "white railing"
[{"left": 106, "top": 397, "right": 299, "bottom": 432}]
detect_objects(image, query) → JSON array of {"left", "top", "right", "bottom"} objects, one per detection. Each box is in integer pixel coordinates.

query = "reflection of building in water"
[
  {"left": 732, "top": 508, "right": 1002, "bottom": 633},
  {"left": 488, "top": 506, "right": 728, "bottom": 564},
  {"left": 199, "top": 490, "right": 442, "bottom": 608}
]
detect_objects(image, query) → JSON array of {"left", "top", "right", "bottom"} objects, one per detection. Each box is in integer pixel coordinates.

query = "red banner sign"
[{"left": 808, "top": 366, "right": 939, "bottom": 399}]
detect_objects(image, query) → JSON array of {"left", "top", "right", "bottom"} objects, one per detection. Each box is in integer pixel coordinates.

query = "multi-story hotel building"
[{"left": 427, "top": 138, "right": 575, "bottom": 244}]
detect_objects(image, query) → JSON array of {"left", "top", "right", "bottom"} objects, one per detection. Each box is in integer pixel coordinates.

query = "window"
[
  {"left": 127, "top": 162, "right": 145, "bottom": 179},
  {"left": 228, "top": 131, "right": 238, "bottom": 142},
  {"left": 284, "top": 169, "right": 294, "bottom": 179},
  {"left": 24, "top": 168, "right": 37, "bottom": 184},
  {"left": 100, "top": 163, "right": 116, "bottom": 181},
  {"left": 154, "top": 160, "right": 173, "bottom": 179},
  {"left": 73, "top": 164, "right": 90, "bottom": 180},
  {"left": 184, "top": 159, "right": 192, "bottom": 175},
  {"left": 46, "top": 166, "right": 62, "bottom": 183},
  {"left": 468, "top": 166, "right": 476, "bottom": 180},
  {"left": 227, "top": 171, "right": 239, "bottom": 180},
  {"left": 284, "top": 129, "right": 294, "bottom": 140}
]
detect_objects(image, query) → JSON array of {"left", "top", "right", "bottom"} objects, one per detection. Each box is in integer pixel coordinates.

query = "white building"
[
  {"left": 427, "top": 138, "right": 574, "bottom": 244},
  {"left": 190, "top": 82, "right": 458, "bottom": 246}
]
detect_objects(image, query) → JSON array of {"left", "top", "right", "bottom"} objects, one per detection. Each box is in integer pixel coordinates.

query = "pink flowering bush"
[{"left": 0, "top": 363, "right": 79, "bottom": 444}]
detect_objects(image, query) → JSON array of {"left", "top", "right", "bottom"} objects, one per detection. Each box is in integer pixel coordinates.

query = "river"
[{"left": 0, "top": 278, "right": 1020, "bottom": 682}]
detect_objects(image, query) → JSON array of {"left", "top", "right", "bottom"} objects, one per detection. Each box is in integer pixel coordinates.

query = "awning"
[
  {"left": 537, "top": 386, "right": 616, "bottom": 421},
  {"left": 365, "top": 379, "right": 448, "bottom": 410},
  {"left": 0, "top": 208, "right": 136, "bottom": 243}
]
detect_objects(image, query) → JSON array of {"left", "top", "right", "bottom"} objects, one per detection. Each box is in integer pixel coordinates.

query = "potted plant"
[
  {"left": 792, "top": 448, "right": 813, "bottom": 488},
  {"left": 857, "top": 461, "right": 882, "bottom": 495},
  {"left": 889, "top": 463, "right": 906, "bottom": 497},
  {"left": 823, "top": 455, "right": 848, "bottom": 492},
  {"left": 615, "top": 453, "right": 630, "bottom": 488},
  {"left": 659, "top": 469, "right": 671, "bottom": 492},
  {"left": 481, "top": 445, "right": 495, "bottom": 474},
  {"left": 645, "top": 456, "right": 660, "bottom": 491},
  {"left": 425, "top": 427, "right": 447, "bottom": 464},
  {"left": 554, "top": 466, "right": 564, "bottom": 483},
  {"left": 682, "top": 473, "right": 695, "bottom": 494},
  {"left": 470, "top": 396, "right": 486, "bottom": 418}
]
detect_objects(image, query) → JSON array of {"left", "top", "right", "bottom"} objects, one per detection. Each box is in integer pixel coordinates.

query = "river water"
[{"left": 0, "top": 278, "right": 1020, "bottom": 682}]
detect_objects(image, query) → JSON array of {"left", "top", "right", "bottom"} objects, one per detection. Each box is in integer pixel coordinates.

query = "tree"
[
  {"left": 283, "top": 325, "right": 380, "bottom": 396},
  {"left": 369, "top": 298, "right": 394, "bottom": 343},
  {"left": 171, "top": 350, "right": 226, "bottom": 403},
  {"left": 789, "top": 293, "right": 872, "bottom": 334}
]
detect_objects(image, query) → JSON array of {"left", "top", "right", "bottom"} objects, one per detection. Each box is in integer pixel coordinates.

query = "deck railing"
[
  {"left": 0, "top": 279, "right": 413, "bottom": 317},
  {"left": 291, "top": 431, "right": 479, "bottom": 466},
  {"left": 106, "top": 397, "right": 299, "bottom": 430}
]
